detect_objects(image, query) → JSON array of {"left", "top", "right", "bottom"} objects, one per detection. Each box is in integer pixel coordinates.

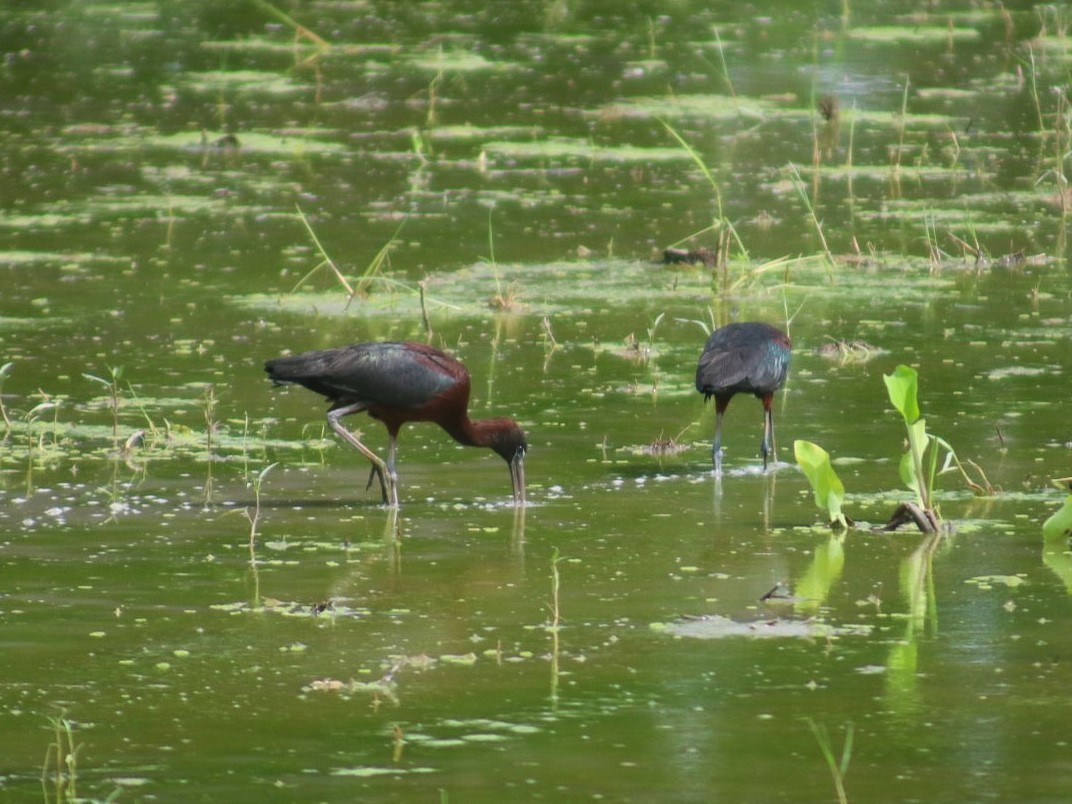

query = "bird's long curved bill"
[{"left": 510, "top": 453, "right": 526, "bottom": 506}]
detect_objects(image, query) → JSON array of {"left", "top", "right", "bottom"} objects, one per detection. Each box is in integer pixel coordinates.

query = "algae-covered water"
[{"left": 2, "top": 2, "right": 1072, "bottom": 801}]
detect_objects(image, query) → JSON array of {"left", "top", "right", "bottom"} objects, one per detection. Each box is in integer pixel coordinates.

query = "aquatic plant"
[
  {"left": 883, "top": 364, "right": 941, "bottom": 531},
  {"left": 882, "top": 365, "right": 992, "bottom": 532},
  {"left": 659, "top": 119, "right": 747, "bottom": 270},
  {"left": 289, "top": 206, "right": 418, "bottom": 310},
  {"left": 546, "top": 547, "right": 563, "bottom": 633},
  {"left": 41, "top": 711, "right": 81, "bottom": 803},
  {"left": 82, "top": 365, "right": 123, "bottom": 446},
  {"left": 348, "top": 218, "right": 409, "bottom": 306},
  {"left": 891, "top": 77, "right": 910, "bottom": 179},
  {"left": 245, "top": 462, "right": 278, "bottom": 554},
  {"left": 123, "top": 381, "right": 161, "bottom": 442},
  {"left": 805, "top": 718, "right": 853, "bottom": 804},
  {"left": 250, "top": 0, "right": 330, "bottom": 99},
  {"left": 711, "top": 26, "right": 738, "bottom": 113},
  {"left": 787, "top": 162, "right": 835, "bottom": 275},
  {"left": 26, "top": 394, "right": 62, "bottom": 454},
  {"left": 1043, "top": 479, "right": 1072, "bottom": 541},
  {"left": 484, "top": 210, "right": 524, "bottom": 312},
  {"left": 201, "top": 385, "right": 218, "bottom": 459},
  {"left": 425, "top": 48, "right": 445, "bottom": 127},
  {"left": 794, "top": 440, "right": 849, "bottom": 529},
  {"left": 0, "top": 361, "right": 13, "bottom": 436},
  {"left": 546, "top": 547, "right": 564, "bottom": 708}
]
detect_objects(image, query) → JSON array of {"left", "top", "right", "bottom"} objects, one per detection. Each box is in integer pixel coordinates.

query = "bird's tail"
[{"left": 264, "top": 355, "right": 312, "bottom": 385}]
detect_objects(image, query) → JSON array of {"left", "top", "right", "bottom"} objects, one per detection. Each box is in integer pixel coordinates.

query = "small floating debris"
[
  {"left": 815, "top": 338, "right": 885, "bottom": 362},
  {"left": 626, "top": 425, "right": 695, "bottom": 457},
  {"left": 973, "top": 249, "right": 1046, "bottom": 271},
  {"left": 610, "top": 332, "right": 656, "bottom": 362},
  {"left": 630, "top": 436, "right": 691, "bottom": 458},
  {"left": 759, "top": 580, "right": 801, "bottom": 603},
  {"left": 654, "top": 614, "right": 871, "bottom": 640}
]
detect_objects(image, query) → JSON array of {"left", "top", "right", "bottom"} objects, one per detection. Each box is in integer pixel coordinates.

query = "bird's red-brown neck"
[{"left": 444, "top": 416, "right": 510, "bottom": 448}]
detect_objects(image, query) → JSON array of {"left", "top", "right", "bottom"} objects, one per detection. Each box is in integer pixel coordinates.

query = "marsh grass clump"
[
  {"left": 289, "top": 208, "right": 416, "bottom": 309},
  {"left": 484, "top": 209, "right": 526, "bottom": 312},
  {"left": 42, "top": 711, "right": 82, "bottom": 803},
  {"left": 26, "top": 394, "right": 64, "bottom": 456},
  {"left": 611, "top": 313, "right": 666, "bottom": 365},
  {"left": 487, "top": 280, "right": 524, "bottom": 312},
  {"left": 659, "top": 119, "right": 747, "bottom": 274},
  {"left": 83, "top": 365, "right": 123, "bottom": 447},
  {"left": 0, "top": 361, "right": 13, "bottom": 437},
  {"left": 251, "top": 0, "right": 331, "bottom": 100},
  {"left": 787, "top": 162, "right": 835, "bottom": 275},
  {"left": 805, "top": 718, "right": 853, "bottom": 804},
  {"left": 639, "top": 430, "right": 692, "bottom": 458}
]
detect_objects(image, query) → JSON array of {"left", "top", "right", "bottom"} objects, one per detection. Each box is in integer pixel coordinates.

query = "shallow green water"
[{"left": 2, "top": 1, "right": 1072, "bottom": 801}]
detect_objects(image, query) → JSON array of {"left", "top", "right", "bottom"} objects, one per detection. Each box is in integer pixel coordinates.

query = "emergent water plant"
[
  {"left": 805, "top": 718, "right": 853, "bottom": 804},
  {"left": 1043, "top": 478, "right": 1072, "bottom": 542},
  {"left": 245, "top": 462, "right": 278, "bottom": 555},
  {"left": 884, "top": 364, "right": 942, "bottom": 532},
  {"left": 0, "top": 361, "right": 13, "bottom": 436},
  {"left": 42, "top": 711, "right": 82, "bottom": 803},
  {"left": 794, "top": 439, "right": 850, "bottom": 529},
  {"left": 83, "top": 365, "right": 123, "bottom": 447},
  {"left": 882, "top": 364, "right": 994, "bottom": 532}
]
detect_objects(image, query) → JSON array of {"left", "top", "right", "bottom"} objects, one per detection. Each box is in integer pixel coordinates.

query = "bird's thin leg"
[
  {"left": 362, "top": 435, "right": 397, "bottom": 504},
  {"left": 760, "top": 394, "right": 775, "bottom": 470},
  {"left": 365, "top": 465, "right": 378, "bottom": 492},
  {"left": 769, "top": 405, "right": 778, "bottom": 463},
  {"left": 326, "top": 405, "right": 397, "bottom": 507},
  {"left": 712, "top": 406, "right": 726, "bottom": 476},
  {"left": 364, "top": 464, "right": 386, "bottom": 496},
  {"left": 384, "top": 433, "right": 400, "bottom": 508}
]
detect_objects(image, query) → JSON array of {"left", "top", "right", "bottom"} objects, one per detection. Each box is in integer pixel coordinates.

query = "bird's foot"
[
  {"left": 365, "top": 464, "right": 392, "bottom": 504},
  {"left": 760, "top": 440, "right": 773, "bottom": 472}
]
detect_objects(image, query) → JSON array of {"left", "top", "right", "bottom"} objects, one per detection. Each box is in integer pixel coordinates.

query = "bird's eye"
[{"left": 516, "top": 445, "right": 527, "bottom": 457}]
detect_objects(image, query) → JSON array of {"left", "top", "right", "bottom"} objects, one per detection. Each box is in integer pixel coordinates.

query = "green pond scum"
[{"left": 3, "top": 1, "right": 1072, "bottom": 801}]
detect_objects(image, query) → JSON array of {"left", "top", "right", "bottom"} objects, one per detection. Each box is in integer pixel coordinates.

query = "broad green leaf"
[
  {"left": 901, "top": 418, "right": 932, "bottom": 507},
  {"left": 794, "top": 440, "right": 846, "bottom": 527},
  {"left": 1043, "top": 495, "right": 1072, "bottom": 542},
  {"left": 906, "top": 417, "right": 929, "bottom": 458},
  {"left": 898, "top": 450, "right": 919, "bottom": 497},
  {"left": 884, "top": 364, "right": 920, "bottom": 425}
]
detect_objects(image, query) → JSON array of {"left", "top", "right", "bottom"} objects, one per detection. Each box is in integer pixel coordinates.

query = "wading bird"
[
  {"left": 265, "top": 341, "right": 526, "bottom": 507},
  {"left": 695, "top": 322, "right": 791, "bottom": 475}
]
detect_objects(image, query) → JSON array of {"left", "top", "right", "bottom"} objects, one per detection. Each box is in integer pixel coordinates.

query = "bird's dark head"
[
  {"left": 484, "top": 418, "right": 527, "bottom": 505},
  {"left": 485, "top": 419, "right": 527, "bottom": 464}
]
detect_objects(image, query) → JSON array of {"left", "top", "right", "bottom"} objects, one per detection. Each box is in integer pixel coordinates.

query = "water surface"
[{"left": 2, "top": 2, "right": 1072, "bottom": 801}]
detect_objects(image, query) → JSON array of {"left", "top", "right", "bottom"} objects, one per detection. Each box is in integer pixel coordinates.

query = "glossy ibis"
[
  {"left": 265, "top": 341, "right": 527, "bottom": 507},
  {"left": 695, "top": 322, "right": 791, "bottom": 475},
  {"left": 662, "top": 247, "right": 716, "bottom": 267}
]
